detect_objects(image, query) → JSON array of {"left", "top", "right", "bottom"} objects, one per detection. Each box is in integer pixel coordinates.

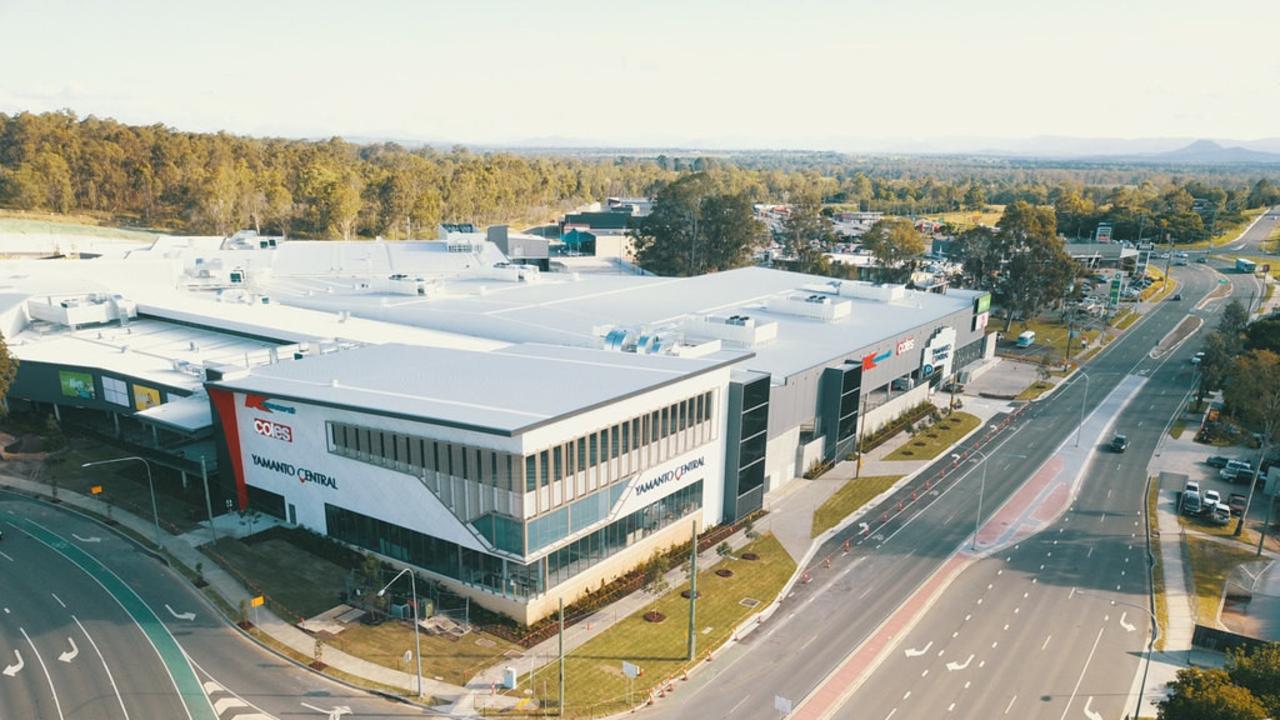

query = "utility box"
[{"left": 502, "top": 667, "right": 518, "bottom": 689}]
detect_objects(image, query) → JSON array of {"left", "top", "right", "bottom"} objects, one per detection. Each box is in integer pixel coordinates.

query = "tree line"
[{"left": 4, "top": 111, "right": 1279, "bottom": 243}]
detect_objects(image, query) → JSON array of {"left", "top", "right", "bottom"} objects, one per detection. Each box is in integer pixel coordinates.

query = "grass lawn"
[
  {"left": 884, "top": 412, "right": 981, "bottom": 461},
  {"left": 1147, "top": 480, "right": 1167, "bottom": 651},
  {"left": 926, "top": 205, "right": 1005, "bottom": 230},
  {"left": 0, "top": 209, "right": 162, "bottom": 241},
  {"left": 1001, "top": 316, "right": 1098, "bottom": 359},
  {"left": 521, "top": 535, "right": 794, "bottom": 717},
  {"left": 1184, "top": 536, "right": 1258, "bottom": 627},
  {"left": 1169, "top": 419, "right": 1187, "bottom": 439},
  {"left": 1015, "top": 380, "right": 1057, "bottom": 401},
  {"left": 812, "top": 475, "right": 903, "bottom": 537},
  {"left": 1112, "top": 309, "right": 1141, "bottom": 330},
  {"left": 1140, "top": 267, "right": 1179, "bottom": 303},
  {"left": 202, "top": 534, "right": 350, "bottom": 620},
  {"left": 325, "top": 619, "right": 522, "bottom": 687}
]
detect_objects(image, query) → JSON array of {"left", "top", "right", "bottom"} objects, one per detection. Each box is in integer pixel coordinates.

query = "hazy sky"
[{"left": 2, "top": 0, "right": 1278, "bottom": 149}]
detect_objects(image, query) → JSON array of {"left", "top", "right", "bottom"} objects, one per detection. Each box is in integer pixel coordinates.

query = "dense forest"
[{"left": 2, "top": 110, "right": 1279, "bottom": 240}]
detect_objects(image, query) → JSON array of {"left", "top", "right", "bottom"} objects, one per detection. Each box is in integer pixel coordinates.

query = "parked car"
[
  {"left": 1191, "top": 351, "right": 1205, "bottom": 365},
  {"left": 1181, "top": 491, "right": 1203, "bottom": 516},
  {"left": 1184, "top": 480, "right": 1201, "bottom": 497},
  {"left": 1203, "top": 489, "right": 1222, "bottom": 507},
  {"left": 1110, "top": 434, "right": 1129, "bottom": 452},
  {"left": 1229, "top": 493, "right": 1248, "bottom": 516},
  {"left": 1207, "top": 503, "right": 1231, "bottom": 525},
  {"left": 1221, "top": 460, "right": 1254, "bottom": 482},
  {"left": 1206, "top": 455, "right": 1231, "bottom": 469}
]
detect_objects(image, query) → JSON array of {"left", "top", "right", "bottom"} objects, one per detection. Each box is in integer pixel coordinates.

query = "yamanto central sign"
[
  {"left": 634, "top": 457, "right": 706, "bottom": 497},
  {"left": 250, "top": 454, "right": 338, "bottom": 489}
]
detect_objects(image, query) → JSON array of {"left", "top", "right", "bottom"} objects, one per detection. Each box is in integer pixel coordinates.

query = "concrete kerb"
[{"left": 0, "top": 477, "right": 452, "bottom": 714}]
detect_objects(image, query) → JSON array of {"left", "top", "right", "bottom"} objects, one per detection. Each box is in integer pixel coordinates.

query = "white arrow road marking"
[
  {"left": 946, "top": 654, "right": 974, "bottom": 671},
  {"left": 1119, "top": 612, "right": 1136, "bottom": 632},
  {"left": 57, "top": 638, "right": 78, "bottom": 663},
  {"left": 904, "top": 641, "right": 933, "bottom": 658},
  {"left": 301, "top": 702, "right": 352, "bottom": 719},
  {"left": 2, "top": 649, "right": 22, "bottom": 677},
  {"left": 71, "top": 534, "right": 101, "bottom": 543},
  {"left": 164, "top": 604, "right": 195, "bottom": 621},
  {"left": 1083, "top": 696, "right": 1103, "bottom": 720}
]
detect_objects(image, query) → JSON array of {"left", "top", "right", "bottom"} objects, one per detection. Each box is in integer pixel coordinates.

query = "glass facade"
[{"left": 323, "top": 479, "right": 702, "bottom": 601}]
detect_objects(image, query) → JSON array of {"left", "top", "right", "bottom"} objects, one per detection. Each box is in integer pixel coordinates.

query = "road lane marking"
[
  {"left": 1005, "top": 695, "right": 1017, "bottom": 714},
  {"left": 1042, "top": 634, "right": 1052, "bottom": 650},
  {"left": 56, "top": 637, "right": 78, "bottom": 663},
  {"left": 0, "top": 550, "right": 12, "bottom": 562},
  {"left": 1069, "top": 587, "right": 1076, "bottom": 599},
  {"left": 20, "top": 626, "right": 65, "bottom": 720},
  {"left": 1058, "top": 626, "right": 1106, "bottom": 720},
  {"left": 947, "top": 702, "right": 956, "bottom": 712},
  {"left": 16, "top": 517, "right": 207, "bottom": 720},
  {"left": 2, "top": 648, "right": 22, "bottom": 677},
  {"left": 903, "top": 691, "right": 911, "bottom": 700},
  {"left": 74, "top": 615, "right": 130, "bottom": 720},
  {"left": 884, "top": 710, "right": 897, "bottom": 720},
  {"left": 800, "top": 634, "right": 819, "bottom": 651},
  {"left": 165, "top": 604, "right": 196, "bottom": 621},
  {"left": 71, "top": 533, "right": 101, "bottom": 543},
  {"left": 964, "top": 681, "right": 971, "bottom": 689},
  {"left": 51, "top": 593, "right": 66, "bottom": 608},
  {"left": 904, "top": 641, "right": 932, "bottom": 658}
]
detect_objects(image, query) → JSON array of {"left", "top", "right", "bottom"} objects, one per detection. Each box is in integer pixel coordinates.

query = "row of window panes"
[
  {"left": 323, "top": 480, "right": 703, "bottom": 601},
  {"left": 325, "top": 388, "right": 715, "bottom": 502},
  {"left": 521, "top": 390, "right": 716, "bottom": 494},
  {"left": 328, "top": 422, "right": 522, "bottom": 491}
]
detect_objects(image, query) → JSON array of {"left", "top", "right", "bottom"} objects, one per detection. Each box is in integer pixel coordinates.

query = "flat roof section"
[
  {"left": 10, "top": 317, "right": 282, "bottom": 392},
  {"left": 267, "top": 267, "right": 982, "bottom": 380},
  {"left": 212, "top": 342, "right": 743, "bottom": 436}
]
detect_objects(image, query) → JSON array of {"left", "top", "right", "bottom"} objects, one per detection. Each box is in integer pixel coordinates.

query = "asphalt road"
[
  {"left": 837, "top": 266, "right": 1229, "bottom": 720},
  {"left": 645, "top": 258, "right": 1230, "bottom": 720},
  {"left": 1, "top": 495, "right": 428, "bottom": 720}
]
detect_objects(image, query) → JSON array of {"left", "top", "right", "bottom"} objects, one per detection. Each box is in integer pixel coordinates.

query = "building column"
[
  {"left": 112, "top": 412, "right": 120, "bottom": 437},
  {"left": 151, "top": 424, "right": 159, "bottom": 446},
  {"left": 52, "top": 404, "right": 61, "bottom": 422},
  {"left": 180, "top": 470, "right": 189, "bottom": 490}
]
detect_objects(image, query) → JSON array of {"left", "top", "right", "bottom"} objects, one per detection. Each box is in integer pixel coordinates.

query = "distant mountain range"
[{"left": 336, "top": 133, "right": 1280, "bottom": 164}]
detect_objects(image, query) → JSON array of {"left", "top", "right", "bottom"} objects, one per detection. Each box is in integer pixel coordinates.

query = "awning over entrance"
[{"left": 135, "top": 393, "right": 213, "bottom": 434}]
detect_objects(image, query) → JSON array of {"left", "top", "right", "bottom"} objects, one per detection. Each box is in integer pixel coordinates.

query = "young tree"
[
  {"left": 861, "top": 218, "right": 925, "bottom": 283},
  {"left": 1198, "top": 331, "right": 1232, "bottom": 403},
  {"left": 1159, "top": 667, "right": 1267, "bottom": 720}
]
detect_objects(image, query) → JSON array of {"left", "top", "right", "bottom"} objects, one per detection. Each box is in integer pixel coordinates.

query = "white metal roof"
[
  {"left": 212, "top": 342, "right": 741, "bottom": 435},
  {"left": 265, "top": 267, "right": 982, "bottom": 380}
]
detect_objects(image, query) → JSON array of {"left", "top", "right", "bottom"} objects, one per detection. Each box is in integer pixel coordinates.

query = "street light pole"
[
  {"left": 378, "top": 567, "right": 424, "bottom": 699},
  {"left": 1075, "top": 371, "right": 1091, "bottom": 448},
  {"left": 81, "top": 456, "right": 161, "bottom": 547}
]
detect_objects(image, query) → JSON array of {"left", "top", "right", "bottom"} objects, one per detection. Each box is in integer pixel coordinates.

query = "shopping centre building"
[{"left": 0, "top": 230, "right": 994, "bottom": 623}]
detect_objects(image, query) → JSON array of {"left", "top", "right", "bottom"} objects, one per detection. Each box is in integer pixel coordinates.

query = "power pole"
[
  {"left": 687, "top": 520, "right": 698, "bottom": 661},
  {"left": 558, "top": 597, "right": 565, "bottom": 716}
]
